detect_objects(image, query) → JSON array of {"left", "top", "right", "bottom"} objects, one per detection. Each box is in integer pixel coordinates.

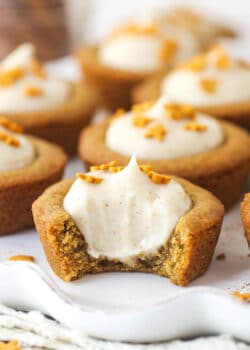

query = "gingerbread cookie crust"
[
  {"left": 4, "top": 82, "right": 98, "bottom": 155},
  {"left": 241, "top": 193, "right": 250, "bottom": 248},
  {"left": 32, "top": 176, "right": 224, "bottom": 286},
  {"left": 0, "top": 136, "right": 66, "bottom": 235},
  {"left": 79, "top": 120, "right": 250, "bottom": 210},
  {"left": 77, "top": 46, "right": 168, "bottom": 111}
]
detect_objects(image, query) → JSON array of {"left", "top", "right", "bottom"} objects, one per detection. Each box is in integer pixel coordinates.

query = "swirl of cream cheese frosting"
[
  {"left": 0, "top": 124, "right": 35, "bottom": 171},
  {"left": 0, "top": 43, "right": 70, "bottom": 113},
  {"left": 161, "top": 45, "right": 250, "bottom": 106},
  {"left": 98, "top": 22, "right": 199, "bottom": 73},
  {"left": 105, "top": 97, "right": 223, "bottom": 160},
  {"left": 63, "top": 156, "right": 192, "bottom": 261}
]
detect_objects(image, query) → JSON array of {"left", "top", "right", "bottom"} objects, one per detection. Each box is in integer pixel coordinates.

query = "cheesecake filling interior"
[
  {"left": 98, "top": 21, "right": 198, "bottom": 72},
  {"left": 63, "top": 157, "right": 192, "bottom": 261},
  {"left": 0, "top": 118, "right": 35, "bottom": 171},
  {"left": 161, "top": 45, "right": 250, "bottom": 106},
  {"left": 0, "top": 43, "right": 70, "bottom": 113},
  {"left": 106, "top": 97, "right": 224, "bottom": 160}
]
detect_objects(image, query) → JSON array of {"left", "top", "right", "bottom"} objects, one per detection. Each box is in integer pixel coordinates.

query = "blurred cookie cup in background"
[{"left": 134, "top": 45, "right": 250, "bottom": 131}]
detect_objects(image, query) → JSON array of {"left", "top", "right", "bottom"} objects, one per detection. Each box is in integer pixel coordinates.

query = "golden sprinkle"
[
  {"left": 160, "top": 39, "right": 178, "bottom": 62},
  {"left": 0, "top": 67, "right": 25, "bottom": 86},
  {"left": 140, "top": 165, "right": 152, "bottom": 174},
  {"left": 90, "top": 165, "right": 101, "bottom": 172},
  {"left": 164, "top": 103, "right": 196, "bottom": 120},
  {"left": 6, "top": 67, "right": 25, "bottom": 80},
  {"left": 109, "top": 166, "right": 125, "bottom": 173},
  {"left": 105, "top": 23, "right": 160, "bottom": 44},
  {"left": 178, "top": 54, "right": 206, "bottom": 72},
  {"left": 110, "top": 23, "right": 159, "bottom": 39},
  {"left": 200, "top": 78, "right": 217, "bottom": 94},
  {"left": 0, "top": 131, "right": 20, "bottom": 147},
  {"left": 110, "top": 108, "right": 125, "bottom": 121},
  {"left": 77, "top": 173, "right": 103, "bottom": 184},
  {"left": 132, "top": 114, "right": 153, "bottom": 127},
  {"left": 9, "top": 255, "right": 34, "bottom": 263},
  {"left": 184, "top": 122, "right": 207, "bottom": 132},
  {"left": 232, "top": 291, "right": 250, "bottom": 302},
  {"left": 23, "top": 85, "right": 43, "bottom": 97},
  {"left": 132, "top": 100, "right": 155, "bottom": 113},
  {"left": 0, "top": 116, "right": 23, "bottom": 133},
  {"left": 31, "top": 59, "right": 46, "bottom": 78},
  {"left": 215, "top": 53, "right": 231, "bottom": 69},
  {"left": 0, "top": 340, "right": 20, "bottom": 350},
  {"left": 90, "top": 161, "right": 118, "bottom": 172},
  {"left": 145, "top": 124, "right": 167, "bottom": 141},
  {"left": 148, "top": 171, "right": 171, "bottom": 185}
]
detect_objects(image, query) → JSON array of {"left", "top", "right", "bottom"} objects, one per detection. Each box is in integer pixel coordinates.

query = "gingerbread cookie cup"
[
  {"left": 79, "top": 119, "right": 250, "bottom": 210},
  {"left": 32, "top": 175, "right": 224, "bottom": 287},
  {"left": 133, "top": 73, "right": 250, "bottom": 131},
  {"left": 241, "top": 194, "right": 250, "bottom": 247},
  {"left": 133, "top": 47, "right": 250, "bottom": 131},
  {"left": 0, "top": 136, "right": 66, "bottom": 235},
  {"left": 77, "top": 46, "right": 163, "bottom": 111},
  {"left": 7, "top": 81, "right": 98, "bottom": 155}
]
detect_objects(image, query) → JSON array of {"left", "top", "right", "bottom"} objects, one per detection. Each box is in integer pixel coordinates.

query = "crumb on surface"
[
  {"left": 232, "top": 290, "right": 250, "bottom": 302},
  {"left": 216, "top": 253, "right": 226, "bottom": 261},
  {"left": 8, "top": 255, "right": 35, "bottom": 263}
]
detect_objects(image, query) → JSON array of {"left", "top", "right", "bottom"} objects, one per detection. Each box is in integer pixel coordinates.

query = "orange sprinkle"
[
  {"left": 215, "top": 53, "right": 231, "bottom": 69},
  {"left": 23, "top": 85, "right": 43, "bottom": 97},
  {"left": 0, "top": 131, "right": 20, "bottom": 147},
  {"left": 140, "top": 165, "right": 152, "bottom": 174},
  {"left": 76, "top": 173, "right": 103, "bottom": 184},
  {"left": 0, "top": 116, "right": 23, "bottom": 133},
  {"left": 109, "top": 166, "right": 125, "bottom": 173},
  {"left": 9, "top": 255, "right": 34, "bottom": 263},
  {"left": 0, "top": 67, "right": 25, "bottom": 86},
  {"left": 100, "top": 160, "right": 117, "bottom": 171},
  {"left": 178, "top": 54, "right": 206, "bottom": 72},
  {"left": 200, "top": 78, "right": 217, "bottom": 94},
  {"left": 90, "top": 161, "right": 118, "bottom": 172},
  {"left": 232, "top": 291, "right": 250, "bottom": 302},
  {"left": 110, "top": 108, "right": 125, "bottom": 121},
  {"left": 132, "top": 114, "right": 153, "bottom": 127},
  {"left": 144, "top": 124, "right": 167, "bottom": 141},
  {"left": 109, "top": 23, "right": 159, "bottom": 39},
  {"left": 6, "top": 67, "right": 25, "bottom": 80},
  {"left": 164, "top": 103, "right": 196, "bottom": 120},
  {"left": 148, "top": 171, "right": 171, "bottom": 185},
  {"left": 184, "top": 122, "right": 207, "bottom": 132},
  {"left": 90, "top": 165, "right": 101, "bottom": 172},
  {"left": 0, "top": 340, "right": 20, "bottom": 350},
  {"left": 160, "top": 39, "right": 178, "bottom": 62},
  {"left": 132, "top": 100, "right": 155, "bottom": 113},
  {"left": 125, "top": 24, "right": 159, "bottom": 35},
  {"left": 31, "top": 59, "right": 46, "bottom": 78}
]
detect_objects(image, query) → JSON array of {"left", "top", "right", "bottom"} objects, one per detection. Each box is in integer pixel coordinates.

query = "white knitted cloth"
[{"left": 0, "top": 305, "right": 248, "bottom": 350}]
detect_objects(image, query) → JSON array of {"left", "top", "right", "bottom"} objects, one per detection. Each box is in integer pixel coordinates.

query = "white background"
[{"left": 85, "top": 0, "right": 250, "bottom": 38}]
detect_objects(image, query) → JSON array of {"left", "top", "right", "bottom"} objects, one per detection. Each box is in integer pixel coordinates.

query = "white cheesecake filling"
[
  {"left": 99, "top": 26, "right": 199, "bottom": 73},
  {"left": 106, "top": 97, "right": 223, "bottom": 160},
  {"left": 63, "top": 157, "right": 192, "bottom": 261},
  {"left": 160, "top": 25, "right": 200, "bottom": 63},
  {"left": 99, "top": 33, "right": 166, "bottom": 72},
  {"left": 162, "top": 66, "right": 250, "bottom": 106},
  {"left": 161, "top": 46, "right": 250, "bottom": 106},
  {"left": 0, "top": 125, "right": 35, "bottom": 171},
  {"left": 0, "top": 43, "right": 70, "bottom": 113}
]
